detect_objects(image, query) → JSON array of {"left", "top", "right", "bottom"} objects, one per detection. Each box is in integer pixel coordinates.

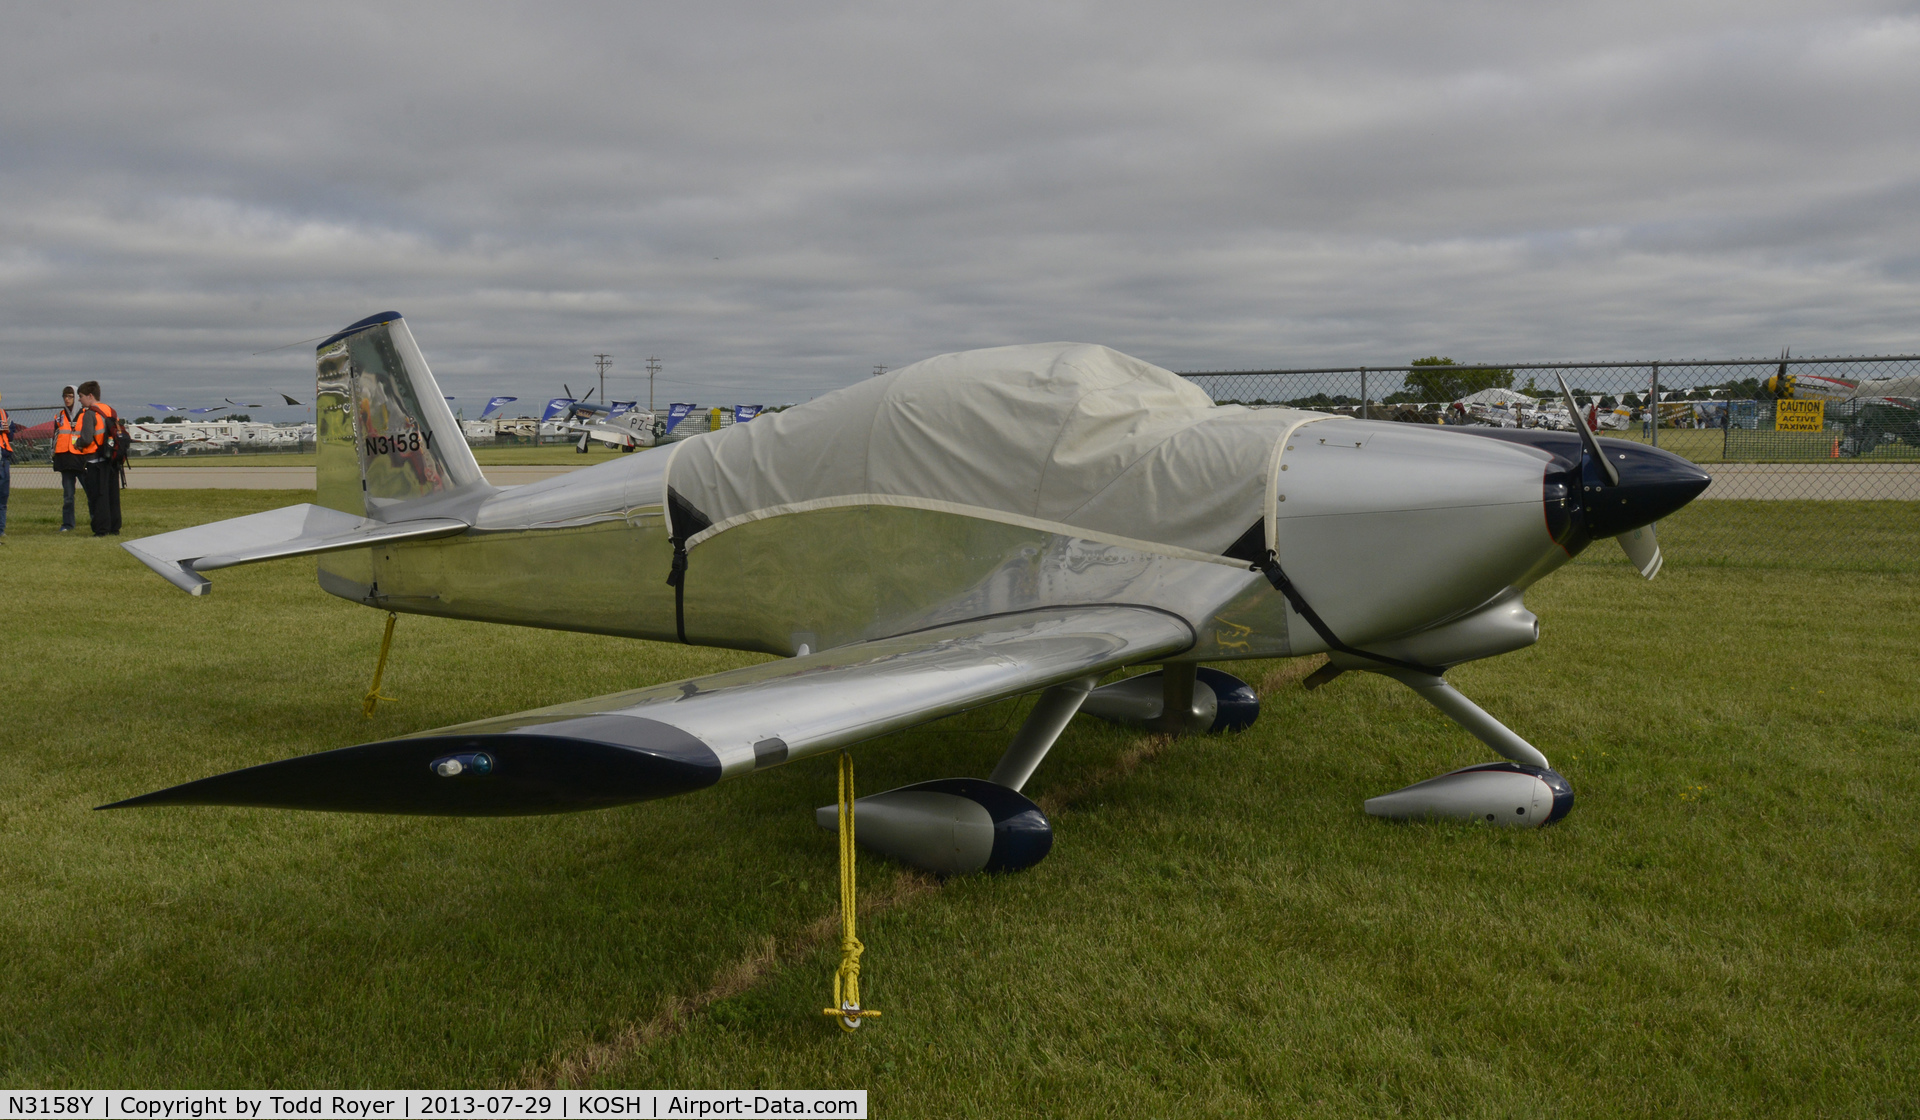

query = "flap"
[
  {"left": 123, "top": 504, "right": 468, "bottom": 595},
  {"left": 102, "top": 605, "right": 1192, "bottom": 815}
]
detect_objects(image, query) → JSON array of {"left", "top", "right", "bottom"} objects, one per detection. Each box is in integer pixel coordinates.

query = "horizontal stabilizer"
[
  {"left": 98, "top": 716, "right": 722, "bottom": 815},
  {"left": 123, "top": 504, "right": 468, "bottom": 595}
]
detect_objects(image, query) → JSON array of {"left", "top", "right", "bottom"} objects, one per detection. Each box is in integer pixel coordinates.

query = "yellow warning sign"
[{"left": 1775, "top": 399, "right": 1825, "bottom": 431}]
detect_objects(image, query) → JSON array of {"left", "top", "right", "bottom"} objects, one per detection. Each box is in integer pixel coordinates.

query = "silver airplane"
[{"left": 109, "top": 312, "right": 1710, "bottom": 873}]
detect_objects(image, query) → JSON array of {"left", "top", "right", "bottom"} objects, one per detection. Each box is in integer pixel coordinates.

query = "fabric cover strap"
[{"left": 1256, "top": 553, "right": 1441, "bottom": 676}]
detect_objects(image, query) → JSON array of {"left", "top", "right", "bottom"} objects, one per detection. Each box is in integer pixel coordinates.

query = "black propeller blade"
[{"left": 1554, "top": 372, "right": 1620, "bottom": 485}]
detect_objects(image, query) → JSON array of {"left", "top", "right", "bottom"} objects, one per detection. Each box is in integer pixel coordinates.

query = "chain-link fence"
[
  {"left": 1179, "top": 355, "right": 1920, "bottom": 570},
  {"left": 7, "top": 361, "right": 1914, "bottom": 568}
]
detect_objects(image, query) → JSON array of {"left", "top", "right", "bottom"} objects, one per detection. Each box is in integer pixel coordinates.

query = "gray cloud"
[{"left": 2, "top": 1, "right": 1917, "bottom": 414}]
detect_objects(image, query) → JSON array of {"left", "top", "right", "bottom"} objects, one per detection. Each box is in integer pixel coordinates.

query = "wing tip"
[{"left": 97, "top": 730, "right": 723, "bottom": 817}]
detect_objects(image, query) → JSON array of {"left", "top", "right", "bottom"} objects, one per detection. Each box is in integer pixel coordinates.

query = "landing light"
[{"left": 431, "top": 752, "right": 494, "bottom": 778}]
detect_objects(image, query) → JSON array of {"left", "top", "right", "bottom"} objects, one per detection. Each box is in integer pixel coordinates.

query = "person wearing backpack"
[
  {"left": 72, "top": 381, "right": 120, "bottom": 537},
  {"left": 113, "top": 415, "right": 131, "bottom": 494},
  {"left": 52, "top": 385, "right": 83, "bottom": 532}
]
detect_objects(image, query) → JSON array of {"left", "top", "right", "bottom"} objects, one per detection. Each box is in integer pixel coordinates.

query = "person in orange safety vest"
[
  {"left": 0, "top": 388, "right": 13, "bottom": 539},
  {"left": 73, "top": 381, "right": 121, "bottom": 537},
  {"left": 53, "top": 385, "right": 82, "bottom": 531}
]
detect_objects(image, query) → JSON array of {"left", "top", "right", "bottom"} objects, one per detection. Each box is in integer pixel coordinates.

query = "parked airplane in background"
[
  {"left": 113, "top": 313, "right": 1709, "bottom": 880},
  {"left": 1764, "top": 350, "right": 1920, "bottom": 406},
  {"left": 1767, "top": 371, "right": 1920, "bottom": 407},
  {"left": 1447, "top": 391, "right": 1624, "bottom": 433},
  {"left": 541, "top": 386, "right": 660, "bottom": 452}
]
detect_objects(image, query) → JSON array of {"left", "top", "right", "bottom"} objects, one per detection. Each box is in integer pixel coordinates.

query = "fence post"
[
  {"left": 1650, "top": 361, "right": 1660, "bottom": 448},
  {"left": 1722, "top": 384, "right": 1732, "bottom": 460},
  {"left": 1361, "top": 367, "right": 1368, "bottom": 420}
]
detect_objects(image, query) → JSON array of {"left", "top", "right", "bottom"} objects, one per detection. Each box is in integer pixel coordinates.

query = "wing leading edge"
[{"left": 102, "top": 605, "right": 1194, "bottom": 815}]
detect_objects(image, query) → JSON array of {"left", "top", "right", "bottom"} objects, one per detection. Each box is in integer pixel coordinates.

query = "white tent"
[
  {"left": 666, "top": 343, "right": 1316, "bottom": 563},
  {"left": 1454, "top": 387, "right": 1538, "bottom": 409}
]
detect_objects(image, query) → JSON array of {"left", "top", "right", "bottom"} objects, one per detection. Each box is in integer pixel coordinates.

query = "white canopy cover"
[{"left": 667, "top": 343, "right": 1309, "bottom": 563}]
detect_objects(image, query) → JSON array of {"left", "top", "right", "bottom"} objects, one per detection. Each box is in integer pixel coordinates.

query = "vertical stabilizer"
[{"left": 314, "top": 312, "right": 485, "bottom": 518}]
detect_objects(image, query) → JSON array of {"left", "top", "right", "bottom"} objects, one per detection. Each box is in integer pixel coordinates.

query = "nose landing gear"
[{"left": 1309, "top": 655, "right": 1575, "bottom": 827}]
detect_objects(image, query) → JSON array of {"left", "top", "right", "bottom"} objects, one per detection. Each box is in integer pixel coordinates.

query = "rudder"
[{"left": 315, "top": 312, "right": 485, "bottom": 519}]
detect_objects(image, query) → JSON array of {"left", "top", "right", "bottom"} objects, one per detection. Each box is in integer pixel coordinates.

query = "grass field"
[
  {"left": 1558, "top": 427, "right": 1920, "bottom": 464},
  {"left": 2, "top": 490, "right": 1916, "bottom": 1113}
]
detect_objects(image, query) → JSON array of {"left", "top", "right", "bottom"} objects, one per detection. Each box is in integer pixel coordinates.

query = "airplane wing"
[
  {"left": 101, "top": 605, "right": 1193, "bottom": 815},
  {"left": 123, "top": 504, "right": 469, "bottom": 596},
  {"left": 581, "top": 424, "right": 635, "bottom": 447}
]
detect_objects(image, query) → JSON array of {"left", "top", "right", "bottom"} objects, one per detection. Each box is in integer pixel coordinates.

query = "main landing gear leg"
[{"left": 989, "top": 675, "right": 1100, "bottom": 792}]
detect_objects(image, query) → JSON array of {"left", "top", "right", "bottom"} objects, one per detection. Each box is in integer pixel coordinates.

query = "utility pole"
[
  {"left": 873, "top": 365, "right": 887, "bottom": 378},
  {"left": 594, "top": 353, "right": 612, "bottom": 403},
  {"left": 646, "top": 357, "right": 661, "bottom": 414}
]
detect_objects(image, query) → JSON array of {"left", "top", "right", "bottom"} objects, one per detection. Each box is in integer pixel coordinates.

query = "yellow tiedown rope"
[
  {"left": 823, "top": 752, "right": 881, "bottom": 1031},
  {"left": 362, "top": 612, "right": 400, "bottom": 718}
]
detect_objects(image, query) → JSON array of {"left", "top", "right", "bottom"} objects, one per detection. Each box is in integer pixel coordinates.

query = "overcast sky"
[{"left": 2, "top": 1, "right": 1917, "bottom": 416}]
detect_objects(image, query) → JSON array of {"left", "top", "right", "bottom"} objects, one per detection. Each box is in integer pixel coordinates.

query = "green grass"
[
  {"left": 1600, "top": 427, "right": 1920, "bottom": 464},
  {"left": 2, "top": 490, "right": 1917, "bottom": 1114},
  {"left": 1582, "top": 499, "right": 1920, "bottom": 573}
]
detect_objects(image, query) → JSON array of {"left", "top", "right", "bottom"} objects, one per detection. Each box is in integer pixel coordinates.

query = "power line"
[{"left": 594, "top": 353, "right": 612, "bottom": 403}]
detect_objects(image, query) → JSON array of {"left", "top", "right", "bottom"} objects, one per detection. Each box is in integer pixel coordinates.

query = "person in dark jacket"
[
  {"left": 114, "top": 416, "right": 131, "bottom": 491},
  {"left": 0, "top": 389, "right": 13, "bottom": 540},
  {"left": 72, "top": 381, "right": 121, "bottom": 536},
  {"left": 52, "top": 385, "right": 82, "bottom": 532}
]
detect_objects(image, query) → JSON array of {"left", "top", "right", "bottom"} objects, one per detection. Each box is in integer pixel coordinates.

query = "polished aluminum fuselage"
[{"left": 317, "top": 418, "right": 1571, "bottom": 666}]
